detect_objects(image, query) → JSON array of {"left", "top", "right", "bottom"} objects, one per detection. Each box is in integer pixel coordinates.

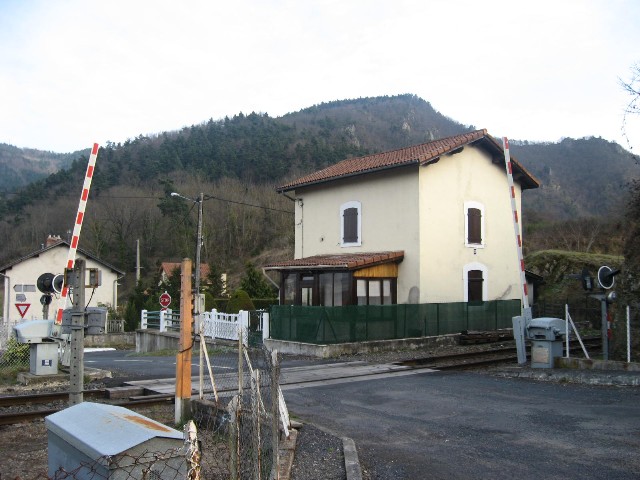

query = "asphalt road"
[
  {"left": 283, "top": 370, "right": 640, "bottom": 480},
  {"left": 85, "top": 349, "right": 640, "bottom": 479}
]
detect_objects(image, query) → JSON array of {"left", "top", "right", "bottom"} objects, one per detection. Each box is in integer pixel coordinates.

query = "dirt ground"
[{"left": 0, "top": 380, "right": 176, "bottom": 480}]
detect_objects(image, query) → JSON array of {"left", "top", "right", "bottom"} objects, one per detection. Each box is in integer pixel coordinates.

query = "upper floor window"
[
  {"left": 340, "top": 201, "right": 361, "bottom": 247},
  {"left": 464, "top": 201, "right": 485, "bottom": 247}
]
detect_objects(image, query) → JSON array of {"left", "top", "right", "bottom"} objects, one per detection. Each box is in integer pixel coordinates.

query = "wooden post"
[{"left": 175, "top": 258, "right": 193, "bottom": 424}]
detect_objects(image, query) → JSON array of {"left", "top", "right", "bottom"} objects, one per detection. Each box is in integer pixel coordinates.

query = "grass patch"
[{"left": 0, "top": 365, "right": 29, "bottom": 385}]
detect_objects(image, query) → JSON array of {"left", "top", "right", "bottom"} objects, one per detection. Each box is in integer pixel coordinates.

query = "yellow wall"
[
  {"left": 292, "top": 167, "right": 421, "bottom": 302},
  {"left": 291, "top": 144, "right": 525, "bottom": 304},
  {"left": 418, "top": 147, "right": 522, "bottom": 303}
]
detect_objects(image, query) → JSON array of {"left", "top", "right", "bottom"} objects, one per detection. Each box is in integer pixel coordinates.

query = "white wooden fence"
[{"left": 140, "top": 308, "right": 270, "bottom": 343}]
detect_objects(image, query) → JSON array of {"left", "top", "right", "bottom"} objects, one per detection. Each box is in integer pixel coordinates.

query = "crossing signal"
[{"left": 37, "top": 273, "right": 64, "bottom": 294}]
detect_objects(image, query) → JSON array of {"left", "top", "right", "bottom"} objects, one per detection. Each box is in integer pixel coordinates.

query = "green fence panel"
[{"left": 270, "top": 300, "right": 522, "bottom": 344}]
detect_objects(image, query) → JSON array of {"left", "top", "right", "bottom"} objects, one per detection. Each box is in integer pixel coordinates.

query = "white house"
[
  {"left": 265, "top": 129, "right": 539, "bottom": 307},
  {"left": 0, "top": 235, "right": 125, "bottom": 325}
]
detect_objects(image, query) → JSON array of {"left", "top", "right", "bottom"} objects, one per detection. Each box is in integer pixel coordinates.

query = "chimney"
[{"left": 45, "top": 234, "right": 62, "bottom": 248}]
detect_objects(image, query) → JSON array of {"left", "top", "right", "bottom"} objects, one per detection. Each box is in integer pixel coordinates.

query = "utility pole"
[
  {"left": 194, "top": 193, "right": 203, "bottom": 320},
  {"left": 136, "top": 239, "right": 141, "bottom": 284},
  {"left": 69, "top": 259, "right": 86, "bottom": 405}
]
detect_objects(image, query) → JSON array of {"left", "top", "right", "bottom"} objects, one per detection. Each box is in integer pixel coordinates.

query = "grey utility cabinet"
[
  {"left": 526, "top": 317, "right": 566, "bottom": 368},
  {"left": 46, "top": 402, "right": 186, "bottom": 479}
]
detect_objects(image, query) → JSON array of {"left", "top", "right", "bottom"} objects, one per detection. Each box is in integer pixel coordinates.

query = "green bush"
[
  {"left": 226, "top": 289, "right": 255, "bottom": 314},
  {"left": 0, "top": 337, "right": 29, "bottom": 367}
]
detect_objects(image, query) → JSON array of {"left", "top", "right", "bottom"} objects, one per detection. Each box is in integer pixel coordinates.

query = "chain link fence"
[
  {"left": 0, "top": 321, "right": 30, "bottom": 375},
  {"left": 192, "top": 341, "right": 281, "bottom": 480}
]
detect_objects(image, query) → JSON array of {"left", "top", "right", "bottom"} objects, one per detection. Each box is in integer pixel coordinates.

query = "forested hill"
[
  {"left": 0, "top": 94, "right": 637, "bottom": 282},
  {"left": 511, "top": 137, "right": 638, "bottom": 218},
  {"left": 0, "top": 143, "right": 84, "bottom": 192}
]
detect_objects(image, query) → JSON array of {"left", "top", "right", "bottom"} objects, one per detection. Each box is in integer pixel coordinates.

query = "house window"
[
  {"left": 464, "top": 201, "right": 485, "bottom": 247},
  {"left": 463, "top": 263, "right": 488, "bottom": 302},
  {"left": 282, "top": 274, "right": 296, "bottom": 305},
  {"left": 468, "top": 270, "right": 483, "bottom": 302},
  {"left": 356, "top": 278, "right": 395, "bottom": 305},
  {"left": 340, "top": 201, "right": 362, "bottom": 247}
]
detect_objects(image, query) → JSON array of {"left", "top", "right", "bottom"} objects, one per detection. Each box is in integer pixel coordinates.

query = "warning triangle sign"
[{"left": 15, "top": 303, "right": 30, "bottom": 318}]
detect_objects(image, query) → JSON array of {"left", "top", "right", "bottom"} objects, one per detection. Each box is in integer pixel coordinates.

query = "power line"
[{"left": 1, "top": 192, "right": 295, "bottom": 214}]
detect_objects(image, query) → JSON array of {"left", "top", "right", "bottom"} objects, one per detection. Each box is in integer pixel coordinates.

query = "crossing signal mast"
[
  {"left": 502, "top": 137, "right": 532, "bottom": 364},
  {"left": 51, "top": 143, "right": 100, "bottom": 339}
]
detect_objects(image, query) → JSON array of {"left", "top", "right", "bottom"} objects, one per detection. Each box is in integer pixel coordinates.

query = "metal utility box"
[
  {"left": 46, "top": 402, "right": 186, "bottom": 479},
  {"left": 30, "top": 342, "right": 59, "bottom": 375},
  {"left": 61, "top": 307, "right": 108, "bottom": 335},
  {"left": 13, "top": 320, "right": 59, "bottom": 375},
  {"left": 526, "top": 317, "right": 566, "bottom": 369},
  {"left": 13, "top": 319, "right": 53, "bottom": 343}
]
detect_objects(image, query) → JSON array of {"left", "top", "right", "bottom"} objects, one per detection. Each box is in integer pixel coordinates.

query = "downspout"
[
  {"left": 279, "top": 191, "right": 303, "bottom": 258},
  {"left": 297, "top": 199, "right": 303, "bottom": 258},
  {"left": 0, "top": 271, "right": 11, "bottom": 344},
  {"left": 112, "top": 273, "right": 126, "bottom": 313},
  {"left": 262, "top": 268, "right": 280, "bottom": 304}
]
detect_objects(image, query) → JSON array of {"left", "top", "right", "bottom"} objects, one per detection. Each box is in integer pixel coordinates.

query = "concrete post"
[{"left": 69, "top": 260, "right": 86, "bottom": 406}]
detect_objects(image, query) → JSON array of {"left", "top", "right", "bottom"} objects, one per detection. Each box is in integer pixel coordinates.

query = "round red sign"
[{"left": 159, "top": 291, "right": 172, "bottom": 308}]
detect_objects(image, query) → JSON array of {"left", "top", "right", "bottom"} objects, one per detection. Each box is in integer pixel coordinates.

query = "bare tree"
[{"left": 620, "top": 63, "right": 640, "bottom": 150}]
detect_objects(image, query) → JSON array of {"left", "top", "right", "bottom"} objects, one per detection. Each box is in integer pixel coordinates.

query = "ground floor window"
[
  {"left": 280, "top": 271, "right": 397, "bottom": 306},
  {"left": 356, "top": 278, "right": 394, "bottom": 305},
  {"left": 463, "top": 262, "right": 488, "bottom": 303}
]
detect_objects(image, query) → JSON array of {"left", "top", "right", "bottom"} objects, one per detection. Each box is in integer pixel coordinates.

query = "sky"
[{"left": 0, "top": 0, "right": 639, "bottom": 153}]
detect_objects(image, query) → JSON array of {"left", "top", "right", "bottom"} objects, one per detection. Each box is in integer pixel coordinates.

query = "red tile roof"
[
  {"left": 277, "top": 129, "right": 539, "bottom": 192},
  {"left": 264, "top": 251, "right": 404, "bottom": 270}
]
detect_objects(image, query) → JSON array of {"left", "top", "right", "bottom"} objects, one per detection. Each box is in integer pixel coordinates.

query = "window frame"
[
  {"left": 463, "top": 262, "right": 488, "bottom": 303},
  {"left": 340, "top": 201, "right": 362, "bottom": 247},
  {"left": 464, "top": 201, "right": 485, "bottom": 248}
]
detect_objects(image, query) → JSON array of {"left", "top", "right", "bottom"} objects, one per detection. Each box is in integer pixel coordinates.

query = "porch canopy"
[{"left": 265, "top": 251, "right": 404, "bottom": 306}]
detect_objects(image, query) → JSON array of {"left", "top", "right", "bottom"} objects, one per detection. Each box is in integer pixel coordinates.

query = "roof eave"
[{"left": 276, "top": 161, "right": 420, "bottom": 193}]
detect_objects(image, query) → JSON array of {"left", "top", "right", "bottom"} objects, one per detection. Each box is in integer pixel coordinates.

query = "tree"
[
  {"left": 620, "top": 63, "right": 640, "bottom": 151},
  {"left": 226, "top": 289, "right": 255, "bottom": 313},
  {"left": 205, "top": 263, "right": 226, "bottom": 298},
  {"left": 239, "top": 262, "right": 275, "bottom": 298}
]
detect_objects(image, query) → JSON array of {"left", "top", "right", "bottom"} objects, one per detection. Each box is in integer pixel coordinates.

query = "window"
[
  {"left": 464, "top": 201, "right": 484, "bottom": 247},
  {"left": 340, "top": 201, "right": 362, "bottom": 247},
  {"left": 468, "top": 270, "right": 483, "bottom": 302},
  {"left": 282, "top": 274, "right": 296, "bottom": 305},
  {"left": 356, "top": 278, "right": 395, "bottom": 305},
  {"left": 463, "top": 263, "right": 488, "bottom": 302}
]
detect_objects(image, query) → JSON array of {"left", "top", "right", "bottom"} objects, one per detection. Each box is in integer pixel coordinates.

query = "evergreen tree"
[
  {"left": 226, "top": 289, "right": 255, "bottom": 313},
  {"left": 239, "top": 262, "right": 275, "bottom": 298}
]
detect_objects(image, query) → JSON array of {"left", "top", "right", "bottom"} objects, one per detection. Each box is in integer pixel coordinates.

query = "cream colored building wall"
[
  {"left": 3, "top": 246, "right": 120, "bottom": 322},
  {"left": 418, "top": 147, "right": 522, "bottom": 303},
  {"left": 292, "top": 168, "right": 421, "bottom": 302}
]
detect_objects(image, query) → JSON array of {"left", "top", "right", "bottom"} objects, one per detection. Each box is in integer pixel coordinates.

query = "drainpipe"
[
  {"left": 0, "top": 272, "right": 11, "bottom": 344},
  {"left": 262, "top": 267, "right": 280, "bottom": 303},
  {"left": 112, "top": 273, "right": 126, "bottom": 313}
]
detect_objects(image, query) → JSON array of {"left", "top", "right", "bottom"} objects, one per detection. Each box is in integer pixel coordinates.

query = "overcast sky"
[{"left": 1, "top": 0, "right": 639, "bottom": 153}]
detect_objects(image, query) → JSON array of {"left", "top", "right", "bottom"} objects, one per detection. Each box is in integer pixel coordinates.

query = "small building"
[
  {"left": 0, "top": 235, "right": 125, "bottom": 324},
  {"left": 266, "top": 129, "right": 539, "bottom": 307}
]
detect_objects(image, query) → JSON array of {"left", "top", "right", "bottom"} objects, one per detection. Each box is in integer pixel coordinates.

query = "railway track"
[
  {"left": 0, "top": 337, "right": 604, "bottom": 425},
  {"left": 0, "top": 390, "right": 175, "bottom": 426},
  {"left": 399, "top": 336, "right": 602, "bottom": 370}
]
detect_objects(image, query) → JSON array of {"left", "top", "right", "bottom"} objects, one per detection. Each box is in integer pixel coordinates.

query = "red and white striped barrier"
[
  {"left": 502, "top": 137, "right": 529, "bottom": 310},
  {"left": 54, "top": 143, "right": 100, "bottom": 328}
]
